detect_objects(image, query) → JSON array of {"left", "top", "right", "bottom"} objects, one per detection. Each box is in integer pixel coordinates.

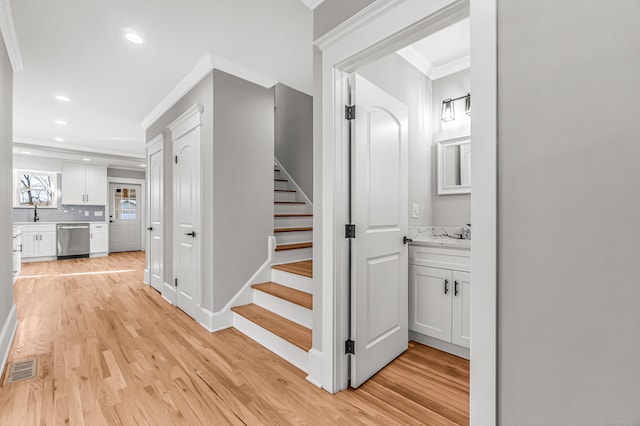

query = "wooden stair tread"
[
  {"left": 251, "top": 282, "right": 312, "bottom": 310},
  {"left": 275, "top": 242, "right": 313, "bottom": 252},
  {"left": 231, "top": 304, "right": 312, "bottom": 351},
  {"left": 274, "top": 227, "right": 312, "bottom": 233},
  {"left": 274, "top": 189, "right": 296, "bottom": 193},
  {"left": 274, "top": 201, "right": 305, "bottom": 205},
  {"left": 275, "top": 214, "right": 313, "bottom": 217},
  {"left": 272, "top": 260, "right": 313, "bottom": 278}
]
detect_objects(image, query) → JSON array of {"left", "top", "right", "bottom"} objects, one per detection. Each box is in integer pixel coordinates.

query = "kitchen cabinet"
[
  {"left": 21, "top": 224, "right": 57, "bottom": 260},
  {"left": 62, "top": 163, "right": 107, "bottom": 205},
  {"left": 12, "top": 226, "right": 21, "bottom": 283},
  {"left": 409, "top": 244, "right": 471, "bottom": 349},
  {"left": 90, "top": 223, "right": 108, "bottom": 255}
]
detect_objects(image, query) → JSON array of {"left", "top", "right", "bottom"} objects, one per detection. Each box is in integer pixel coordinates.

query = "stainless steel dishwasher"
[{"left": 57, "top": 223, "right": 90, "bottom": 259}]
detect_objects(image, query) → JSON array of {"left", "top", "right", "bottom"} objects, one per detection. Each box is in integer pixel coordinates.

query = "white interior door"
[
  {"left": 172, "top": 114, "right": 201, "bottom": 320},
  {"left": 147, "top": 138, "right": 163, "bottom": 293},
  {"left": 109, "top": 183, "right": 142, "bottom": 252},
  {"left": 350, "top": 74, "right": 409, "bottom": 388}
]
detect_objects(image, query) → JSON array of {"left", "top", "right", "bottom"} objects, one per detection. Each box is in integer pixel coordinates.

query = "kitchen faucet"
[{"left": 33, "top": 204, "right": 39, "bottom": 222}]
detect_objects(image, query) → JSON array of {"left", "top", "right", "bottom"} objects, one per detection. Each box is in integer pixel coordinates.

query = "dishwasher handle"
[{"left": 57, "top": 225, "right": 90, "bottom": 230}]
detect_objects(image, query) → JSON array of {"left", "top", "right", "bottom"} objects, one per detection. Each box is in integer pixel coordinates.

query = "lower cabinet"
[
  {"left": 21, "top": 224, "right": 57, "bottom": 260},
  {"left": 90, "top": 223, "right": 108, "bottom": 254},
  {"left": 409, "top": 265, "right": 471, "bottom": 348},
  {"left": 12, "top": 227, "right": 22, "bottom": 282}
]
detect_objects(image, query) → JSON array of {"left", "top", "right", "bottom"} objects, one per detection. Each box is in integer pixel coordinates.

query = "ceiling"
[
  {"left": 11, "top": 0, "right": 313, "bottom": 158},
  {"left": 397, "top": 17, "right": 470, "bottom": 81}
]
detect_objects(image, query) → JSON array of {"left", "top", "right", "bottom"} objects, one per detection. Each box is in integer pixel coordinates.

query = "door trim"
[
  {"left": 315, "top": 0, "right": 498, "bottom": 424},
  {"left": 145, "top": 133, "right": 164, "bottom": 287},
  {"left": 107, "top": 177, "right": 146, "bottom": 253}
]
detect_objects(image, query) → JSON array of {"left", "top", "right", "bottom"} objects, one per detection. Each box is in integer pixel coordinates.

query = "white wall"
[
  {"left": 431, "top": 68, "right": 471, "bottom": 226},
  {"left": 498, "top": 0, "right": 640, "bottom": 424},
  {"left": 358, "top": 53, "right": 433, "bottom": 228},
  {"left": 313, "top": 0, "right": 377, "bottom": 40}
]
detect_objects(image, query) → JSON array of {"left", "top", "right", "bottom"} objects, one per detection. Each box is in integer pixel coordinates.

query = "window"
[{"left": 14, "top": 170, "right": 58, "bottom": 208}]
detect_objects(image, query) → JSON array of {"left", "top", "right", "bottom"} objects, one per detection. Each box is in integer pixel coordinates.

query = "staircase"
[{"left": 231, "top": 163, "right": 314, "bottom": 373}]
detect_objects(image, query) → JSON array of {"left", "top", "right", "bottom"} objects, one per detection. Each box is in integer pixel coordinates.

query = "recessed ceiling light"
[
  {"left": 55, "top": 95, "right": 71, "bottom": 102},
  {"left": 125, "top": 33, "right": 144, "bottom": 44},
  {"left": 83, "top": 158, "right": 91, "bottom": 162},
  {"left": 54, "top": 137, "right": 64, "bottom": 142},
  {"left": 140, "top": 164, "right": 147, "bottom": 168},
  {"left": 54, "top": 120, "right": 67, "bottom": 126}
]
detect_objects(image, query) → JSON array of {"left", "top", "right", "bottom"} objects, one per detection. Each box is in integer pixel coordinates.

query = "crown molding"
[
  {"left": 431, "top": 54, "right": 470, "bottom": 80},
  {"left": 398, "top": 47, "right": 470, "bottom": 80},
  {"left": 314, "top": 0, "right": 407, "bottom": 50},
  {"left": 140, "top": 52, "right": 279, "bottom": 129},
  {"left": 0, "top": 0, "right": 23, "bottom": 72},
  {"left": 301, "top": 0, "right": 325, "bottom": 10},
  {"left": 13, "top": 137, "right": 145, "bottom": 159}
]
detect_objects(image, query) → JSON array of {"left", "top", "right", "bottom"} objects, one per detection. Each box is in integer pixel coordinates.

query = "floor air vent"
[{"left": 5, "top": 358, "right": 37, "bottom": 384}]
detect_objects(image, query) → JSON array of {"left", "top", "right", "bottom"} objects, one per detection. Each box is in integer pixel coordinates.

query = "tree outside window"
[{"left": 15, "top": 170, "right": 57, "bottom": 208}]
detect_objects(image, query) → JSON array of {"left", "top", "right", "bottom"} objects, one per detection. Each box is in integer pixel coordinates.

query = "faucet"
[{"left": 33, "top": 204, "right": 39, "bottom": 222}]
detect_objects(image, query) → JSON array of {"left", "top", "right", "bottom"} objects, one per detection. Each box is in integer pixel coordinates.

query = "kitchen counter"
[{"left": 14, "top": 221, "right": 108, "bottom": 225}]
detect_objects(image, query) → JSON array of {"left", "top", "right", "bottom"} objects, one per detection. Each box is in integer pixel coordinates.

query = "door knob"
[
  {"left": 185, "top": 231, "right": 196, "bottom": 238},
  {"left": 147, "top": 227, "right": 153, "bottom": 231},
  {"left": 403, "top": 236, "right": 413, "bottom": 244}
]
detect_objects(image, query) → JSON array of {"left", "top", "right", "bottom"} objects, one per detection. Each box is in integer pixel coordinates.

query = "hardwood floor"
[{"left": 1, "top": 252, "right": 469, "bottom": 425}]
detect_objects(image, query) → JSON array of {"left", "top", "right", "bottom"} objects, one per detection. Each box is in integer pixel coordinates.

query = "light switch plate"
[
  {"left": 84, "top": 211, "right": 89, "bottom": 216},
  {"left": 411, "top": 203, "right": 420, "bottom": 218},
  {"left": 94, "top": 211, "right": 103, "bottom": 217}
]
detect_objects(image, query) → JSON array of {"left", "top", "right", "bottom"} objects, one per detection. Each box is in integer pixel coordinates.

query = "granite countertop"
[
  {"left": 13, "top": 221, "right": 108, "bottom": 225},
  {"left": 408, "top": 226, "right": 471, "bottom": 250}
]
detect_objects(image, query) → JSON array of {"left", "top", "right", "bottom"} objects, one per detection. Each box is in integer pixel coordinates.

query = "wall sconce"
[{"left": 441, "top": 93, "right": 471, "bottom": 121}]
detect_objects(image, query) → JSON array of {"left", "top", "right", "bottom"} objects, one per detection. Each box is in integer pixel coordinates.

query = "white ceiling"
[
  {"left": 11, "top": 0, "right": 313, "bottom": 158},
  {"left": 397, "top": 17, "right": 470, "bottom": 81}
]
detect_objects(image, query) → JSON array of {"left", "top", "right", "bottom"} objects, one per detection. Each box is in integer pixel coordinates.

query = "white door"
[
  {"left": 109, "top": 183, "right": 141, "bottom": 252},
  {"left": 350, "top": 74, "right": 409, "bottom": 388},
  {"left": 172, "top": 113, "right": 201, "bottom": 319},
  {"left": 410, "top": 265, "right": 452, "bottom": 341},
  {"left": 452, "top": 270, "right": 471, "bottom": 348},
  {"left": 147, "top": 138, "right": 164, "bottom": 293}
]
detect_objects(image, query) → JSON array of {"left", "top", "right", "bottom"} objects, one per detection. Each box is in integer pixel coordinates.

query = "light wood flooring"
[{"left": 0, "top": 252, "right": 469, "bottom": 425}]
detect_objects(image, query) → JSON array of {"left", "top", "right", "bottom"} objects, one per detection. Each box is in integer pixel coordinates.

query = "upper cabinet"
[{"left": 61, "top": 163, "right": 107, "bottom": 205}]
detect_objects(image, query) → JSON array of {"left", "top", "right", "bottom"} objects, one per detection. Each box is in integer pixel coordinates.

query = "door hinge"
[
  {"left": 345, "top": 339, "right": 355, "bottom": 355},
  {"left": 175, "top": 155, "right": 178, "bottom": 164},
  {"left": 174, "top": 278, "right": 178, "bottom": 287},
  {"left": 345, "top": 105, "right": 356, "bottom": 120},
  {"left": 345, "top": 224, "right": 356, "bottom": 239}
]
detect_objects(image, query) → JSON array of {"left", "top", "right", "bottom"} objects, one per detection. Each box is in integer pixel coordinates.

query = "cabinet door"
[
  {"left": 84, "top": 165, "right": 107, "bottom": 205},
  {"left": 90, "top": 230, "right": 108, "bottom": 253},
  {"left": 38, "top": 231, "right": 58, "bottom": 257},
  {"left": 452, "top": 271, "right": 471, "bottom": 348},
  {"left": 409, "top": 265, "right": 452, "bottom": 342},
  {"left": 61, "top": 163, "right": 87, "bottom": 205},
  {"left": 21, "top": 231, "right": 39, "bottom": 258}
]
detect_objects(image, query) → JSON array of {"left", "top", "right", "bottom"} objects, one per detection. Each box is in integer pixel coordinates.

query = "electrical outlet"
[
  {"left": 94, "top": 211, "right": 103, "bottom": 217},
  {"left": 412, "top": 203, "right": 420, "bottom": 218}
]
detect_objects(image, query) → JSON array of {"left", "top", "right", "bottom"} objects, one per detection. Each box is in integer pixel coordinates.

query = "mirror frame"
[{"left": 437, "top": 135, "right": 471, "bottom": 195}]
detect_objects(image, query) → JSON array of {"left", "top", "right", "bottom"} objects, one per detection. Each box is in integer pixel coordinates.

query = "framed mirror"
[{"left": 437, "top": 136, "right": 471, "bottom": 195}]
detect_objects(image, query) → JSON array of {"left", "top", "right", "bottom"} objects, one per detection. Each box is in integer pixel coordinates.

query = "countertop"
[
  {"left": 410, "top": 235, "right": 471, "bottom": 250},
  {"left": 13, "top": 221, "right": 108, "bottom": 225}
]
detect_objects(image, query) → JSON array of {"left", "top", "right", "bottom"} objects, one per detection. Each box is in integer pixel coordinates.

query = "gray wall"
[
  {"left": 146, "top": 73, "right": 214, "bottom": 309},
  {"left": 313, "top": 0, "right": 376, "bottom": 40},
  {"left": 107, "top": 168, "right": 146, "bottom": 180},
  {"left": 358, "top": 53, "right": 433, "bottom": 228},
  {"left": 274, "top": 83, "right": 313, "bottom": 201},
  {"left": 431, "top": 69, "right": 471, "bottom": 226},
  {"left": 212, "top": 70, "right": 273, "bottom": 311},
  {"left": 498, "top": 0, "right": 640, "bottom": 424},
  {"left": 0, "top": 33, "right": 15, "bottom": 369}
]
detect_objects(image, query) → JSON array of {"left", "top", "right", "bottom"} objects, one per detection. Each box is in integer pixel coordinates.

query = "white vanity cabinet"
[
  {"left": 61, "top": 163, "right": 107, "bottom": 205},
  {"left": 409, "top": 243, "right": 471, "bottom": 349},
  {"left": 90, "top": 223, "right": 108, "bottom": 255},
  {"left": 21, "top": 224, "right": 57, "bottom": 260}
]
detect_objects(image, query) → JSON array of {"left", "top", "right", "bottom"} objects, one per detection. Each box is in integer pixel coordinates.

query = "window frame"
[{"left": 13, "top": 169, "right": 58, "bottom": 209}]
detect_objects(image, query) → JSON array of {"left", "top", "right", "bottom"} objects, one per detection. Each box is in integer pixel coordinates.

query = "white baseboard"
[
  {"left": 409, "top": 330, "right": 470, "bottom": 360},
  {"left": 21, "top": 256, "right": 56, "bottom": 263},
  {"left": 233, "top": 312, "right": 308, "bottom": 373},
  {"left": 0, "top": 304, "right": 18, "bottom": 379},
  {"left": 162, "top": 282, "right": 175, "bottom": 305},
  {"left": 89, "top": 253, "right": 108, "bottom": 258},
  {"left": 306, "top": 348, "right": 323, "bottom": 388},
  {"left": 143, "top": 268, "right": 149, "bottom": 285}
]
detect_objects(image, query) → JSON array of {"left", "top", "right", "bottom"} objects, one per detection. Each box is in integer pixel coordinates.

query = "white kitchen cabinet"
[
  {"left": 12, "top": 226, "right": 22, "bottom": 283},
  {"left": 90, "top": 223, "right": 108, "bottom": 255},
  {"left": 62, "top": 163, "right": 107, "bottom": 205},
  {"left": 409, "top": 244, "right": 471, "bottom": 349},
  {"left": 21, "top": 224, "right": 57, "bottom": 260}
]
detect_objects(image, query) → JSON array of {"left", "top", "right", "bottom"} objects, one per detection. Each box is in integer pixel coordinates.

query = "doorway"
[
  {"left": 315, "top": 0, "right": 497, "bottom": 423},
  {"left": 109, "top": 183, "right": 142, "bottom": 252}
]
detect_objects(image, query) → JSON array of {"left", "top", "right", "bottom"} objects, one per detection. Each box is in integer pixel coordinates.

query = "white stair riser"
[
  {"left": 253, "top": 290, "right": 312, "bottom": 329},
  {"left": 233, "top": 313, "right": 308, "bottom": 373},
  {"left": 275, "top": 231, "right": 313, "bottom": 245},
  {"left": 275, "top": 203, "right": 308, "bottom": 214},
  {"left": 274, "top": 217, "right": 313, "bottom": 228},
  {"left": 271, "top": 269, "right": 313, "bottom": 293},
  {"left": 273, "top": 247, "right": 313, "bottom": 264},
  {"left": 274, "top": 192, "right": 298, "bottom": 202},
  {"left": 274, "top": 181, "right": 290, "bottom": 191}
]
